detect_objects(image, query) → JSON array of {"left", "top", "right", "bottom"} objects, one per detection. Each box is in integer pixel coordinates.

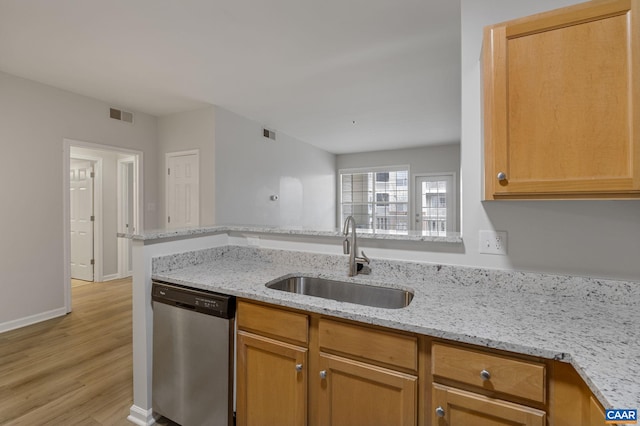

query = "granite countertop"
[
  {"left": 120, "top": 224, "right": 463, "bottom": 244},
  {"left": 151, "top": 246, "right": 639, "bottom": 410}
]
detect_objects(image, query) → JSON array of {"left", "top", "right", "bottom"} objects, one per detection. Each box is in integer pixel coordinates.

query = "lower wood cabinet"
[
  {"left": 318, "top": 352, "right": 417, "bottom": 426},
  {"left": 432, "top": 383, "right": 545, "bottom": 426},
  {"left": 235, "top": 300, "right": 613, "bottom": 426},
  {"left": 589, "top": 396, "right": 608, "bottom": 426},
  {"left": 236, "top": 330, "right": 307, "bottom": 426},
  {"left": 431, "top": 342, "right": 546, "bottom": 426}
]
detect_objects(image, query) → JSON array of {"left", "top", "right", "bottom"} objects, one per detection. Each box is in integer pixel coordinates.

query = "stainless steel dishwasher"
[{"left": 152, "top": 281, "right": 235, "bottom": 426}]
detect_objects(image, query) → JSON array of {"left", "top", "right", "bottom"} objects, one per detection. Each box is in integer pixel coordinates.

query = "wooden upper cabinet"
[{"left": 483, "top": 0, "right": 640, "bottom": 199}]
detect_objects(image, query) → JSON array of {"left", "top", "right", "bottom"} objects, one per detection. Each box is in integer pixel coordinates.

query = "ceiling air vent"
[
  {"left": 110, "top": 107, "right": 134, "bottom": 123},
  {"left": 263, "top": 128, "right": 276, "bottom": 140}
]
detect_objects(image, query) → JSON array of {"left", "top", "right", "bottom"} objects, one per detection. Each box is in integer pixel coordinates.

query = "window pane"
[
  {"left": 375, "top": 172, "right": 389, "bottom": 182},
  {"left": 340, "top": 168, "right": 409, "bottom": 233}
]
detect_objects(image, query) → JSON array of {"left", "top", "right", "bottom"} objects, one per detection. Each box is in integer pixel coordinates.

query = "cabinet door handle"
[
  {"left": 435, "top": 406, "right": 445, "bottom": 417},
  {"left": 319, "top": 370, "right": 327, "bottom": 379},
  {"left": 497, "top": 171, "right": 507, "bottom": 181},
  {"left": 480, "top": 369, "right": 491, "bottom": 380},
  {"left": 295, "top": 364, "right": 303, "bottom": 372}
]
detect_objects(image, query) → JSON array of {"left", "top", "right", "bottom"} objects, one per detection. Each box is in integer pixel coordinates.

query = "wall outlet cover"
[
  {"left": 479, "top": 230, "right": 507, "bottom": 255},
  {"left": 246, "top": 236, "right": 261, "bottom": 247}
]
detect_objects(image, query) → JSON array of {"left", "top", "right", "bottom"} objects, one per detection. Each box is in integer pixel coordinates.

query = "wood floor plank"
[{"left": 0, "top": 278, "right": 133, "bottom": 425}]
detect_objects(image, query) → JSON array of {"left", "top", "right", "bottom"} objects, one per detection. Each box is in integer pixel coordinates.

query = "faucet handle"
[{"left": 359, "top": 250, "right": 370, "bottom": 264}]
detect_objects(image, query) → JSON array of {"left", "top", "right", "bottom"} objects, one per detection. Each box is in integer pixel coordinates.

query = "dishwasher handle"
[{"left": 174, "top": 301, "right": 197, "bottom": 311}]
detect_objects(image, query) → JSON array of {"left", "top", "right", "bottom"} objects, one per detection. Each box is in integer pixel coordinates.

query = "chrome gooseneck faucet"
[{"left": 342, "top": 216, "right": 370, "bottom": 276}]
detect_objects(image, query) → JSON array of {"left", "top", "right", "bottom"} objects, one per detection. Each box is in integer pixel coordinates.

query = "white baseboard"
[
  {"left": 103, "top": 272, "right": 132, "bottom": 281},
  {"left": 127, "top": 405, "right": 157, "bottom": 425},
  {"left": 0, "top": 307, "right": 67, "bottom": 334},
  {"left": 103, "top": 273, "right": 121, "bottom": 281}
]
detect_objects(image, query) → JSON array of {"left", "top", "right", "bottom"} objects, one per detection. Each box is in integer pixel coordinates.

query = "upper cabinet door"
[{"left": 483, "top": 0, "right": 640, "bottom": 199}]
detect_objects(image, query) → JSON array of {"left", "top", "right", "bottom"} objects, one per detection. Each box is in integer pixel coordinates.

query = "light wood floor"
[{"left": 0, "top": 278, "right": 133, "bottom": 425}]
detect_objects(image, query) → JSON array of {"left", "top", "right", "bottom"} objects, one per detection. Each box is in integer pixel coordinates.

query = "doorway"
[
  {"left": 414, "top": 173, "right": 456, "bottom": 235},
  {"left": 118, "top": 157, "right": 137, "bottom": 277},
  {"left": 63, "top": 139, "right": 143, "bottom": 313}
]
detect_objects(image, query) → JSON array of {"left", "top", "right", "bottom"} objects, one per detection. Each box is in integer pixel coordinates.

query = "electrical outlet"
[
  {"left": 479, "top": 230, "right": 507, "bottom": 255},
  {"left": 246, "top": 236, "right": 260, "bottom": 247}
]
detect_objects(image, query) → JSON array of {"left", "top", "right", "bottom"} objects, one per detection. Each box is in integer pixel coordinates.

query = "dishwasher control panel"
[
  {"left": 152, "top": 281, "right": 235, "bottom": 319},
  {"left": 195, "top": 296, "right": 220, "bottom": 310}
]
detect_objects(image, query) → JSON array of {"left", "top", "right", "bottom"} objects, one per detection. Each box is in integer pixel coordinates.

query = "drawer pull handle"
[
  {"left": 319, "top": 370, "right": 327, "bottom": 379},
  {"left": 435, "top": 406, "right": 445, "bottom": 417},
  {"left": 480, "top": 369, "right": 491, "bottom": 380},
  {"left": 295, "top": 364, "right": 303, "bottom": 372},
  {"left": 497, "top": 171, "right": 507, "bottom": 181}
]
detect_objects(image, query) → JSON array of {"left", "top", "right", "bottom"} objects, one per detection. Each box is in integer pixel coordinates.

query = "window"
[{"left": 340, "top": 168, "right": 409, "bottom": 232}]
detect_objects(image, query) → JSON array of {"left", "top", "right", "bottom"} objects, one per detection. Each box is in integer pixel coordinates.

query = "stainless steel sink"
[{"left": 266, "top": 276, "right": 413, "bottom": 309}]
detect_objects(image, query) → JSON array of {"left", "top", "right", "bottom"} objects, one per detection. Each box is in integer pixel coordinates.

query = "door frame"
[
  {"left": 63, "top": 138, "right": 144, "bottom": 313},
  {"left": 69, "top": 155, "right": 102, "bottom": 283},
  {"left": 165, "top": 149, "right": 200, "bottom": 228},
  {"left": 413, "top": 172, "right": 457, "bottom": 233},
  {"left": 117, "top": 156, "right": 138, "bottom": 278}
]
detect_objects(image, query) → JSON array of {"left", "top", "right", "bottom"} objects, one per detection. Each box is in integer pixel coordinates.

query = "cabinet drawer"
[
  {"left": 432, "top": 343, "right": 545, "bottom": 403},
  {"left": 237, "top": 301, "right": 308, "bottom": 345},
  {"left": 319, "top": 318, "right": 417, "bottom": 371}
]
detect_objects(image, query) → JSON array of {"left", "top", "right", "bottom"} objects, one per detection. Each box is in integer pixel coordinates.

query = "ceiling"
[{"left": 0, "top": 0, "right": 461, "bottom": 154}]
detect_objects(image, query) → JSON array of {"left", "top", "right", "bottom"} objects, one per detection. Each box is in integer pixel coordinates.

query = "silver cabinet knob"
[
  {"left": 497, "top": 172, "right": 507, "bottom": 181},
  {"left": 480, "top": 369, "right": 491, "bottom": 380},
  {"left": 319, "top": 370, "right": 327, "bottom": 379},
  {"left": 295, "top": 364, "right": 303, "bottom": 372},
  {"left": 435, "top": 406, "right": 445, "bottom": 417}
]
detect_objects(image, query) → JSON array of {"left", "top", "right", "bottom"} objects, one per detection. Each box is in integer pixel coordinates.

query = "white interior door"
[
  {"left": 70, "top": 160, "right": 94, "bottom": 281},
  {"left": 167, "top": 151, "right": 199, "bottom": 229}
]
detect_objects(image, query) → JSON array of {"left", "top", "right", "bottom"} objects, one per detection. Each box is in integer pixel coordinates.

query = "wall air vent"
[
  {"left": 110, "top": 107, "right": 134, "bottom": 124},
  {"left": 263, "top": 128, "right": 276, "bottom": 140}
]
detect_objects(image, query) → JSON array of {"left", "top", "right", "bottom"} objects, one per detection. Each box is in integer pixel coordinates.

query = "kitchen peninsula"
[{"left": 125, "top": 226, "right": 639, "bottom": 425}]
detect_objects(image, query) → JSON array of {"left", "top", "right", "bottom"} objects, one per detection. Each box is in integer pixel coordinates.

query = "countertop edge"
[{"left": 119, "top": 225, "right": 464, "bottom": 244}]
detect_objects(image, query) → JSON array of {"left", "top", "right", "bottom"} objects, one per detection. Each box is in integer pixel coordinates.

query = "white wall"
[
  {"left": 337, "top": 144, "right": 461, "bottom": 231},
  {"left": 157, "top": 106, "right": 216, "bottom": 226},
  {"left": 456, "top": 0, "right": 640, "bottom": 281},
  {"left": 0, "top": 70, "right": 158, "bottom": 330},
  {"left": 214, "top": 106, "right": 336, "bottom": 229},
  {"left": 248, "top": 0, "right": 639, "bottom": 283}
]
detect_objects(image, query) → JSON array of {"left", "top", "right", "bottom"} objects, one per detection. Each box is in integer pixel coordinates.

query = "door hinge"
[
  {"left": 168, "top": 168, "right": 170, "bottom": 175},
  {"left": 168, "top": 216, "right": 171, "bottom": 224},
  {"left": 90, "top": 259, "right": 95, "bottom": 265},
  {"left": 90, "top": 171, "right": 95, "bottom": 178},
  {"left": 90, "top": 215, "right": 95, "bottom": 222}
]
